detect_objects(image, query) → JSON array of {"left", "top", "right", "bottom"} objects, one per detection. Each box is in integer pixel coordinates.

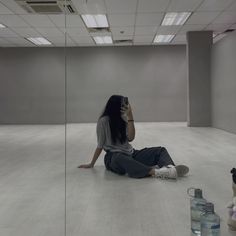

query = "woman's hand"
[
  {"left": 79, "top": 148, "right": 102, "bottom": 169},
  {"left": 121, "top": 103, "right": 133, "bottom": 121},
  {"left": 121, "top": 104, "right": 128, "bottom": 122},
  {"left": 78, "top": 163, "right": 94, "bottom": 168},
  {"left": 126, "top": 104, "right": 133, "bottom": 119}
]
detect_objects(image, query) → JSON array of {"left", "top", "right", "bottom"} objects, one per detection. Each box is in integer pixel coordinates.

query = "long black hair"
[
  {"left": 100, "top": 95, "right": 127, "bottom": 144},
  {"left": 231, "top": 168, "right": 236, "bottom": 184}
]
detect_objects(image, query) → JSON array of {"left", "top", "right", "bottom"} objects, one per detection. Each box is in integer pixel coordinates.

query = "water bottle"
[
  {"left": 200, "top": 202, "right": 220, "bottom": 236},
  {"left": 187, "top": 188, "right": 207, "bottom": 235}
]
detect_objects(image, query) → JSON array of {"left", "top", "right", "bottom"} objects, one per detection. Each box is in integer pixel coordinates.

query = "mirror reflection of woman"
[{"left": 79, "top": 95, "right": 189, "bottom": 179}]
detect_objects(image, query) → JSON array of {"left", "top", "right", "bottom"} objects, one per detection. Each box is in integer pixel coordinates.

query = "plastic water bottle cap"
[
  {"left": 187, "top": 187, "right": 203, "bottom": 198},
  {"left": 194, "top": 189, "right": 203, "bottom": 198},
  {"left": 205, "top": 202, "right": 214, "bottom": 213}
]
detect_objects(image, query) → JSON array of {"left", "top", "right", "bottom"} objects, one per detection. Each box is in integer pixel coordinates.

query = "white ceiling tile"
[
  {"left": 71, "top": 35, "right": 94, "bottom": 44},
  {"left": 65, "top": 15, "right": 85, "bottom": 27},
  {"left": 45, "top": 36, "right": 76, "bottom": 46},
  {"left": 0, "top": 37, "right": 9, "bottom": 44},
  {"left": 17, "top": 39, "right": 35, "bottom": 46},
  {"left": 36, "top": 28, "right": 64, "bottom": 37},
  {"left": 0, "top": 43, "right": 15, "bottom": 47},
  {"left": 71, "top": 0, "right": 106, "bottom": 14},
  {"left": 20, "top": 15, "right": 55, "bottom": 27},
  {"left": 48, "top": 15, "right": 65, "bottom": 28},
  {"left": 110, "top": 27, "right": 134, "bottom": 35},
  {"left": 0, "top": 0, "right": 27, "bottom": 14},
  {"left": 133, "top": 35, "right": 154, "bottom": 43},
  {"left": 66, "top": 27, "right": 90, "bottom": 37},
  {"left": 44, "top": 36, "right": 65, "bottom": 43},
  {"left": 89, "top": 31, "right": 112, "bottom": 36},
  {"left": 133, "top": 42, "right": 150, "bottom": 45},
  {"left": 45, "top": 38, "right": 64, "bottom": 46},
  {"left": 0, "top": 15, "right": 29, "bottom": 27},
  {"left": 105, "top": 0, "right": 137, "bottom": 14},
  {"left": 170, "top": 41, "right": 186, "bottom": 45},
  {"left": 96, "top": 43, "right": 109, "bottom": 46},
  {"left": 225, "top": 1, "right": 236, "bottom": 11},
  {"left": 179, "top": 24, "right": 206, "bottom": 34},
  {"left": 10, "top": 27, "right": 40, "bottom": 37},
  {"left": 114, "top": 43, "right": 133, "bottom": 46},
  {"left": 7, "top": 37, "right": 32, "bottom": 46},
  {"left": 112, "top": 35, "right": 133, "bottom": 40},
  {"left": 230, "top": 23, "right": 236, "bottom": 29},
  {"left": 78, "top": 43, "right": 96, "bottom": 47},
  {"left": 0, "top": 28, "right": 19, "bottom": 37},
  {"left": 197, "top": 0, "right": 235, "bottom": 11},
  {"left": 205, "top": 23, "right": 232, "bottom": 32},
  {"left": 0, "top": 44, "right": 15, "bottom": 47},
  {"left": 20, "top": 45, "right": 37, "bottom": 47},
  {"left": 167, "top": 0, "right": 203, "bottom": 12},
  {"left": 213, "top": 12, "right": 236, "bottom": 24},
  {"left": 186, "top": 12, "right": 220, "bottom": 25},
  {"left": 4, "top": 45, "right": 21, "bottom": 47},
  {"left": 172, "top": 34, "right": 187, "bottom": 42},
  {"left": 66, "top": 41, "right": 78, "bottom": 47},
  {"left": 152, "top": 42, "right": 172, "bottom": 45},
  {"left": 0, "top": 2, "right": 14, "bottom": 14},
  {"left": 135, "top": 26, "right": 158, "bottom": 35},
  {"left": 136, "top": 13, "right": 164, "bottom": 26},
  {"left": 108, "top": 14, "right": 135, "bottom": 27},
  {"left": 137, "top": 0, "right": 169, "bottom": 13},
  {"left": 4, "top": 0, "right": 236, "bottom": 47},
  {"left": 157, "top": 26, "right": 182, "bottom": 34}
]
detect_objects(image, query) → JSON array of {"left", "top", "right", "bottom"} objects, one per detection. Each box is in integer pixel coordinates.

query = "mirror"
[{"left": 0, "top": 0, "right": 66, "bottom": 235}]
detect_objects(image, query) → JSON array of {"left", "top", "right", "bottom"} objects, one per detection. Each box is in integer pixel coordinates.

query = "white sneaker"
[
  {"left": 170, "top": 165, "right": 189, "bottom": 177},
  {"left": 155, "top": 166, "right": 177, "bottom": 179}
]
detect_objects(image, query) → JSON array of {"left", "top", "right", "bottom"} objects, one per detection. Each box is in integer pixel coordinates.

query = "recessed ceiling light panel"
[
  {"left": 162, "top": 12, "right": 191, "bottom": 26},
  {"left": 81, "top": 14, "right": 109, "bottom": 28},
  {"left": 93, "top": 36, "right": 113, "bottom": 44},
  {"left": 153, "top": 34, "right": 175, "bottom": 43},
  {"left": 27, "top": 37, "right": 52, "bottom": 46},
  {"left": 0, "top": 23, "right": 6, "bottom": 28}
]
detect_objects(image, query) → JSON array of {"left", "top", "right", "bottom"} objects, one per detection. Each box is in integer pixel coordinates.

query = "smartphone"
[{"left": 123, "top": 97, "right": 128, "bottom": 106}]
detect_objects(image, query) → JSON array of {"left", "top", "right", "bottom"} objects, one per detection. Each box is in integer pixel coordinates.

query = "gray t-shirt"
[{"left": 96, "top": 116, "right": 134, "bottom": 155}]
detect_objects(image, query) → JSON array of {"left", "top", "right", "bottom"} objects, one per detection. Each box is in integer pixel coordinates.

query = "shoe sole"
[{"left": 175, "top": 165, "right": 189, "bottom": 177}]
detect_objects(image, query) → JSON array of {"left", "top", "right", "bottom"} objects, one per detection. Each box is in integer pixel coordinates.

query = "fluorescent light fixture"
[
  {"left": 0, "top": 23, "right": 6, "bottom": 28},
  {"left": 81, "top": 14, "right": 109, "bottom": 28},
  {"left": 162, "top": 12, "right": 191, "bottom": 26},
  {"left": 27, "top": 37, "right": 52, "bottom": 46},
  {"left": 93, "top": 36, "right": 112, "bottom": 44},
  {"left": 153, "top": 34, "right": 175, "bottom": 43}
]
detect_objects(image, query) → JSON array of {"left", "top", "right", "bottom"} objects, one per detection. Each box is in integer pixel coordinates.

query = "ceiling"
[{"left": 0, "top": 0, "right": 236, "bottom": 47}]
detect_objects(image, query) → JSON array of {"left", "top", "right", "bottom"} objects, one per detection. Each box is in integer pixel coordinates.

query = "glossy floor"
[{"left": 0, "top": 123, "right": 236, "bottom": 236}]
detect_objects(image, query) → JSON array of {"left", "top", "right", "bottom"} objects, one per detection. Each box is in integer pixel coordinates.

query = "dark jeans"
[{"left": 104, "top": 147, "right": 175, "bottom": 178}]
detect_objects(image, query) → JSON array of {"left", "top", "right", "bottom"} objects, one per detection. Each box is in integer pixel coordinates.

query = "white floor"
[{"left": 0, "top": 123, "right": 236, "bottom": 236}]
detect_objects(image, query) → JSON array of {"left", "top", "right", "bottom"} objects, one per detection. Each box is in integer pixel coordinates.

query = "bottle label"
[
  {"left": 201, "top": 223, "right": 220, "bottom": 236},
  {"left": 211, "top": 224, "right": 220, "bottom": 229}
]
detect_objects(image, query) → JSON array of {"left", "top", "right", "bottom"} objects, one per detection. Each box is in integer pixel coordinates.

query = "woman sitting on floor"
[{"left": 79, "top": 95, "right": 189, "bottom": 179}]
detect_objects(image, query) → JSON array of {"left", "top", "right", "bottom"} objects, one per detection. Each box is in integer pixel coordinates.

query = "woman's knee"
[{"left": 160, "top": 147, "right": 168, "bottom": 153}]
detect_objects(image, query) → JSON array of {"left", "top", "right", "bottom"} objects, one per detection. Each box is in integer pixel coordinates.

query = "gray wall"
[
  {"left": 68, "top": 46, "right": 187, "bottom": 123},
  {"left": 211, "top": 31, "right": 236, "bottom": 134},
  {"left": 0, "top": 46, "right": 187, "bottom": 124},
  {"left": 0, "top": 48, "right": 65, "bottom": 124},
  {"left": 187, "top": 31, "right": 212, "bottom": 127}
]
